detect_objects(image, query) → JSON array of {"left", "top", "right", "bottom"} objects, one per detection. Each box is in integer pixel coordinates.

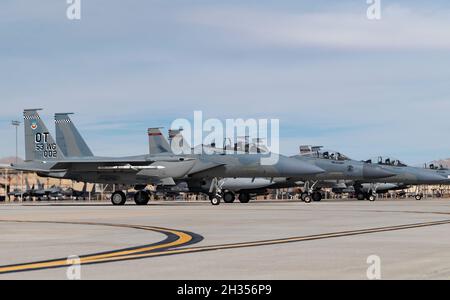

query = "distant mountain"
[
  {"left": 0, "top": 157, "right": 23, "bottom": 164},
  {"left": 432, "top": 159, "right": 450, "bottom": 168}
]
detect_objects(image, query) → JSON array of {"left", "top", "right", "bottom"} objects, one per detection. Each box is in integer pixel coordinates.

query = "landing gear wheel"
[
  {"left": 303, "top": 195, "right": 312, "bottom": 203},
  {"left": 111, "top": 191, "right": 126, "bottom": 206},
  {"left": 312, "top": 191, "right": 322, "bottom": 202},
  {"left": 368, "top": 195, "right": 376, "bottom": 202},
  {"left": 134, "top": 191, "right": 150, "bottom": 206},
  {"left": 210, "top": 195, "right": 221, "bottom": 206},
  {"left": 356, "top": 193, "right": 366, "bottom": 201},
  {"left": 223, "top": 192, "right": 236, "bottom": 203},
  {"left": 238, "top": 193, "right": 250, "bottom": 203},
  {"left": 415, "top": 194, "right": 422, "bottom": 201},
  {"left": 300, "top": 192, "right": 309, "bottom": 201}
]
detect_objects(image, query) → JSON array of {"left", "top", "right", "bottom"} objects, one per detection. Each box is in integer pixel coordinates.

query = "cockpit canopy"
[
  {"left": 365, "top": 156, "right": 407, "bottom": 167},
  {"left": 223, "top": 137, "right": 270, "bottom": 154},
  {"left": 425, "top": 163, "right": 448, "bottom": 170},
  {"left": 299, "top": 146, "right": 350, "bottom": 161}
]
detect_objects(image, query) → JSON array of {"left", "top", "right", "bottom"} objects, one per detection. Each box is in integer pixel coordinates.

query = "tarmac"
[{"left": 0, "top": 198, "right": 449, "bottom": 280}]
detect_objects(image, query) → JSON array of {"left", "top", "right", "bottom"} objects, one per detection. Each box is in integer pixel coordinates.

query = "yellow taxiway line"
[
  {"left": 67, "top": 219, "right": 450, "bottom": 265},
  {"left": 0, "top": 221, "right": 195, "bottom": 274},
  {"left": 2, "top": 219, "right": 450, "bottom": 274}
]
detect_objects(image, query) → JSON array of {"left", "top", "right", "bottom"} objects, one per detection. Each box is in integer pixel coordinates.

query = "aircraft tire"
[
  {"left": 300, "top": 192, "right": 309, "bottom": 201},
  {"left": 223, "top": 192, "right": 235, "bottom": 203},
  {"left": 368, "top": 195, "right": 376, "bottom": 202},
  {"left": 415, "top": 195, "right": 422, "bottom": 201},
  {"left": 312, "top": 191, "right": 322, "bottom": 202},
  {"left": 356, "top": 193, "right": 366, "bottom": 201},
  {"left": 134, "top": 191, "right": 150, "bottom": 206},
  {"left": 210, "top": 196, "right": 221, "bottom": 206},
  {"left": 303, "top": 195, "right": 312, "bottom": 203},
  {"left": 238, "top": 193, "right": 250, "bottom": 203},
  {"left": 111, "top": 191, "right": 126, "bottom": 206}
]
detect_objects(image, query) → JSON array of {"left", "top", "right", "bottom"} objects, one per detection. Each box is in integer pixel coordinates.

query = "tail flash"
[
  {"left": 55, "top": 113, "right": 93, "bottom": 157},
  {"left": 148, "top": 128, "right": 172, "bottom": 155},
  {"left": 24, "top": 109, "right": 65, "bottom": 162}
]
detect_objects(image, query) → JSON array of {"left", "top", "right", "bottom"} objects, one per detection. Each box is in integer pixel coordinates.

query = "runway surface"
[{"left": 0, "top": 198, "right": 449, "bottom": 279}]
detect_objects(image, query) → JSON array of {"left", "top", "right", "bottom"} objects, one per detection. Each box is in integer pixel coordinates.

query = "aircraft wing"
[
  {"left": 49, "top": 156, "right": 195, "bottom": 170},
  {"left": 186, "top": 161, "right": 227, "bottom": 176},
  {"left": 12, "top": 165, "right": 67, "bottom": 173}
]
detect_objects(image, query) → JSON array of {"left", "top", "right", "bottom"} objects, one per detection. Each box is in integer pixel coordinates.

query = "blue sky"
[{"left": 1, "top": 0, "right": 450, "bottom": 164}]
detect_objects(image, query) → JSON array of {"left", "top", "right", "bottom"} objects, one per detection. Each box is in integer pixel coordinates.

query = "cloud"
[
  {"left": 181, "top": 4, "right": 450, "bottom": 51},
  {"left": 1, "top": 1, "right": 450, "bottom": 164}
]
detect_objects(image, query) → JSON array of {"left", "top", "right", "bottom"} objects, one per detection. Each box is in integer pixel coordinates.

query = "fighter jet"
[
  {"left": 163, "top": 132, "right": 396, "bottom": 203},
  {"left": 61, "top": 182, "right": 97, "bottom": 200},
  {"left": 6, "top": 177, "right": 44, "bottom": 200},
  {"left": 356, "top": 156, "right": 450, "bottom": 201},
  {"left": 13, "top": 109, "right": 200, "bottom": 205},
  {"left": 7, "top": 186, "right": 27, "bottom": 200},
  {"left": 53, "top": 113, "right": 325, "bottom": 205},
  {"left": 280, "top": 146, "right": 396, "bottom": 202},
  {"left": 166, "top": 135, "right": 396, "bottom": 203}
]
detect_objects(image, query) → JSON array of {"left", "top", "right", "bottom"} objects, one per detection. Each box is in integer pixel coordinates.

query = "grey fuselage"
[
  {"left": 184, "top": 151, "right": 323, "bottom": 179},
  {"left": 184, "top": 152, "right": 395, "bottom": 194},
  {"left": 363, "top": 164, "right": 450, "bottom": 185}
]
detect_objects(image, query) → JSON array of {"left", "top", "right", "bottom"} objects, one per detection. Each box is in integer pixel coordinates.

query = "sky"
[{"left": 1, "top": 0, "right": 450, "bottom": 164}]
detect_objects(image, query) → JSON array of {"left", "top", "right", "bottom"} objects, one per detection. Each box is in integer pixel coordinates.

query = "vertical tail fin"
[
  {"left": 81, "top": 182, "right": 87, "bottom": 193},
  {"left": 148, "top": 128, "right": 173, "bottom": 155},
  {"left": 168, "top": 128, "right": 191, "bottom": 153},
  {"left": 24, "top": 109, "right": 65, "bottom": 161},
  {"left": 55, "top": 113, "right": 94, "bottom": 158}
]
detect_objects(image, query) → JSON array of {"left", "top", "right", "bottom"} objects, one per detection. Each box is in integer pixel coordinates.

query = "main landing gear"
[
  {"left": 238, "top": 192, "right": 250, "bottom": 203},
  {"left": 111, "top": 191, "right": 126, "bottom": 206},
  {"left": 212, "top": 190, "right": 252, "bottom": 205},
  {"left": 300, "top": 190, "right": 323, "bottom": 203},
  {"left": 134, "top": 190, "right": 150, "bottom": 205},
  {"left": 222, "top": 191, "right": 252, "bottom": 204},
  {"left": 223, "top": 191, "right": 235, "bottom": 203},
  {"left": 111, "top": 190, "right": 151, "bottom": 206},
  {"left": 355, "top": 192, "right": 376, "bottom": 201},
  {"left": 356, "top": 192, "right": 366, "bottom": 201}
]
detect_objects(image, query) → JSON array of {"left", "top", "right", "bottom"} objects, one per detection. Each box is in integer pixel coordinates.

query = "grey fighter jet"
[
  {"left": 53, "top": 112, "right": 325, "bottom": 205},
  {"left": 282, "top": 146, "right": 396, "bottom": 202},
  {"left": 13, "top": 109, "right": 199, "bottom": 205},
  {"left": 166, "top": 135, "right": 396, "bottom": 203},
  {"left": 61, "top": 182, "right": 98, "bottom": 200},
  {"left": 356, "top": 156, "right": 450, "bottom": 201},
  {"left": 163, "top": 133, "right": 395, "bottom": 203}
]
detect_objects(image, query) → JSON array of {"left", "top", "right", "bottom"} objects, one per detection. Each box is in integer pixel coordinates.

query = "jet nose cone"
[
  {"left": 277, "top": 157, "right": 325, "bottom": 176},
  {"left": 363, "top": 165, "right": 396, "bottom": 179},
  {"left": 419, "top": 172, "right": 450, "bottom": 184}
]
